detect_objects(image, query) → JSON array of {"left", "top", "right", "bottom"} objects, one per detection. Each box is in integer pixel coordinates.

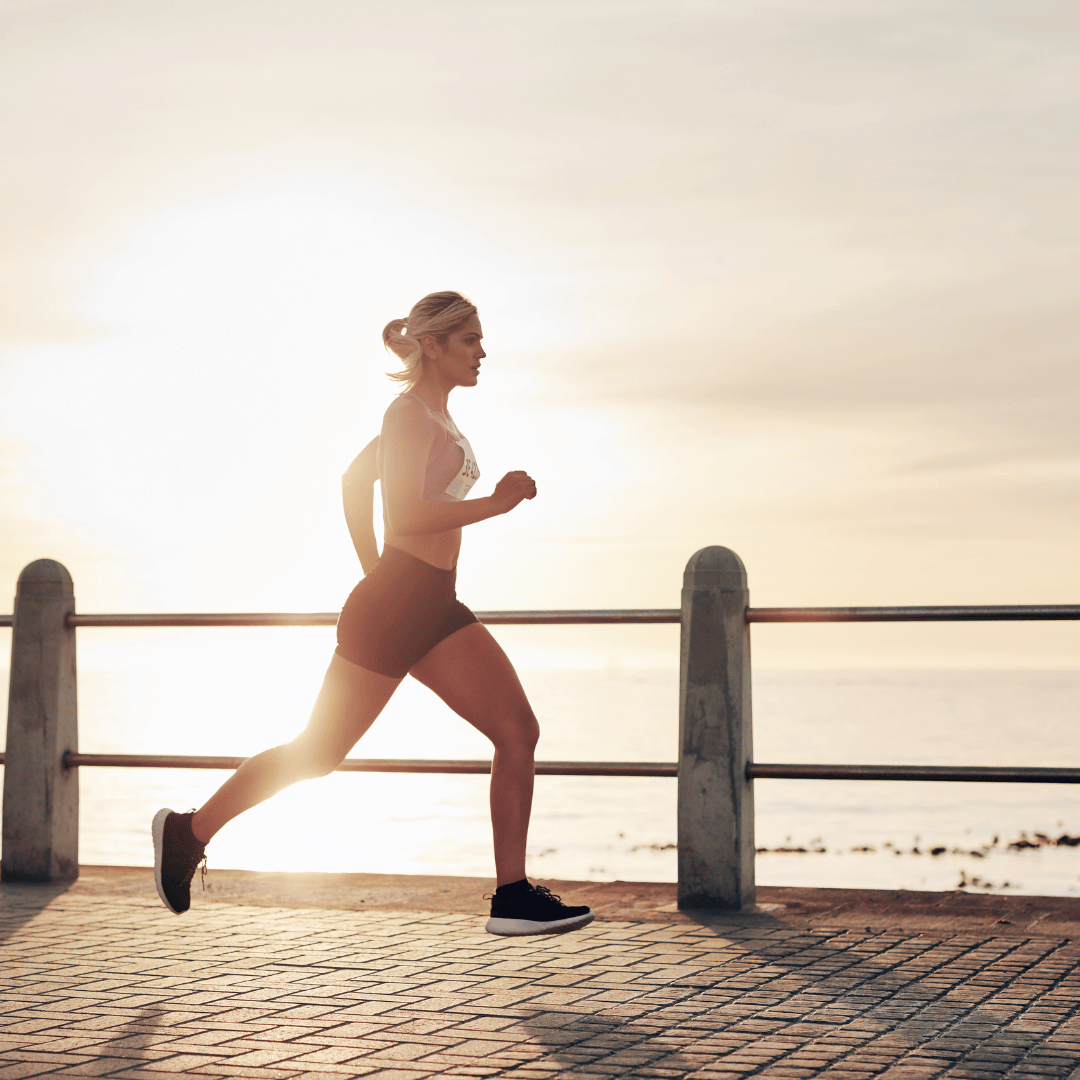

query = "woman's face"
[{"left": 424, "top": 314, "right": 485, "bottom": 388}]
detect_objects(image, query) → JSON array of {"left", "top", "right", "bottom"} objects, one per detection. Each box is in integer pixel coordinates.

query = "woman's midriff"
[{"left": 380, "top": 516, "right": 463, "bottom": 571}]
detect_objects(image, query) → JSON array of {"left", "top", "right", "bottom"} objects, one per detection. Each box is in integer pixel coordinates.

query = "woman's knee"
[
  {"left": 523, "top": 713, "right": 540, "bottom": 752},
  {"left": 491, "top": 708, "right": 540, "bottom": 755},
  {"left": 284, "top": 736, "right": 343, "bottom": 780}
]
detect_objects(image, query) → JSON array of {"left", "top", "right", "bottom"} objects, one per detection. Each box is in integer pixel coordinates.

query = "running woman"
[{"left": 152, "top": 291, "right": 593, "bottom": 936}]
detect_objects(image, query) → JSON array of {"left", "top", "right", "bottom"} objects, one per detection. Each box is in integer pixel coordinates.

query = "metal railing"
[
  {"left": 2, "top": 551, "right": 1077, "bottom": 905},
  {"left": 4, "top": 602, "right": 1077, "bottom": 631},
  {"left": 4, "top": 602, "right": 1076, "bottom": 630},
  {"left": 747, "top": 604, "right": 1080, "bottom": 622},
  {"left": 5, "top": 604, "right": 1075, "bottom": 781},
  {"left": 58, "top": 753, "right": 676, "bottom": 777},
  {"left": 748, "top": 764, "right": 1080, "bottom": 783}
]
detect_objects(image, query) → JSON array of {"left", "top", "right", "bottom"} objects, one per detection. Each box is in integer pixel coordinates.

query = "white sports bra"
[{"left": 405, "top": 394, "right": 481, "bottom": 503}]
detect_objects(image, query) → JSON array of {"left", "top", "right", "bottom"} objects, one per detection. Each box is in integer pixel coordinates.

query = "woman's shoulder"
[
  {"left": 381, "top": 392, "right": 421, "bottom": 417},
  {"left": 381, "top": 393, "right": 442, "bottom": 438}
]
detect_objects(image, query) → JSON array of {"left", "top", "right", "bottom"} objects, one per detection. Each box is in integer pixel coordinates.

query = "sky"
[{"left": 1, "top": 0, "right": 1078, "bottom": 668}]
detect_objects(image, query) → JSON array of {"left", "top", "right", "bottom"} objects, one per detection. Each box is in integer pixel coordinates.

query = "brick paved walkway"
[{"left": 3, "top": 880, "right": 1080, "bottom": 1079}]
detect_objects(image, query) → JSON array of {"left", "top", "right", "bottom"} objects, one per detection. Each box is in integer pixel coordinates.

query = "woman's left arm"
[{"left": 342, "top": 436, "right": 380, "bottom": 574}]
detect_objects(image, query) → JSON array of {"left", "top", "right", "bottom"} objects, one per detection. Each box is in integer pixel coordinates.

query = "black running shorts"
[{"left": 334, "top": 545, "right": 479, "bottom": 678}]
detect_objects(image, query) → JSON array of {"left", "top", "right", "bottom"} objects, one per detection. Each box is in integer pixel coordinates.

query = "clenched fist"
[{"left": 492, "top": 470, "right": 537, "bottom": 514}]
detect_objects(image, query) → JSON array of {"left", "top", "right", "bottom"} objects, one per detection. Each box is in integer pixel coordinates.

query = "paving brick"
[
  {"left": 0, "top": 1064, "right": 64, "bottom": 1079},
  {"left": 354, "top": 1070, "right": 439, "bottom": 1080}
]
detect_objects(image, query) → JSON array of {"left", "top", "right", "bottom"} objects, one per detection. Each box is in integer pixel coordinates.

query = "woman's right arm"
[
  {"left": 381, "top": 398, "right": 535, "bottom": 537},
  {"left": 342, "top": 436, "right": 381, "bottom": 574}
]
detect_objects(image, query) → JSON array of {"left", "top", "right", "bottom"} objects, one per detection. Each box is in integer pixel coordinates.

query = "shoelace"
[
  {"left": 489, "top": 884, "right": 571, "bottom": 913},
  {"left": 175, "top": 842, "right": 208, "bottom": 891},
  {"left": 180, "top": 811, "right": 208, "bottom": 891},
  {"left": 532, "top": 884, "right": 565, "bottom": 906}
]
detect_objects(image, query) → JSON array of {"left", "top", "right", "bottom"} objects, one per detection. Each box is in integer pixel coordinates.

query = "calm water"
[{"left": 2, "top": 626, "right": 1079, "bottom": 896}]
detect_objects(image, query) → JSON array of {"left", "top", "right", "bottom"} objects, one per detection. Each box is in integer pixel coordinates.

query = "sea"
[{"left": 2, "top": 624, "right": 1079, "bottom": 898}]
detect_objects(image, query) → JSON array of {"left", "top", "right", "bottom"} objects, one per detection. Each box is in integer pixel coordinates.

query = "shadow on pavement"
[
  {"left": 0, "top": 878, "right": 75, "bottom": 943},
  {"left": 515, "top": 903, "right": 1076, "bottom": 1077}
]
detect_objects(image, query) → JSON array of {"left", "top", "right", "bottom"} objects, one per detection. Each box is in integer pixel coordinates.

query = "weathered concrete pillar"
[
  {"left": 678, "top": 546, "right": 754, "bottom": 909},
  {"left": 2, "top": 560, "right": 79, "bottom": 882}
]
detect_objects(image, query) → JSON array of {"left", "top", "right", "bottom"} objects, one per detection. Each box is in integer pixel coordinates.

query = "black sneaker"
[
  {"left": 486, "top": 880, "right": 594, "bottom": 936},
  {"left": 152, "top": 808, "right": 206, "bottom": 914}
]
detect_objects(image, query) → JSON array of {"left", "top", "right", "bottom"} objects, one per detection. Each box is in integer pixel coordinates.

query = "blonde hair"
[{"left": 382, "top": 291, "right": 478, "bottom": 390}]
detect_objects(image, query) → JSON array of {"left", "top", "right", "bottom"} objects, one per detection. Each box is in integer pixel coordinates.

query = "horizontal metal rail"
[
  {"left": 3, "top": 754, "right": 1073, "bottom": 784},
  {"left": 748, "top": 604, "right": 1080, "bottom": 622},
  {"left": 3, "top": 754, "right": 1072, "bottom": 784},
  {"left": 1, "top": 605, "right": 1077, "bottom": 630},
  {"left": 61, "top": 610, "right": 681, "bottom": 628},
  {"left": 53, "top": 752, "right": 676, "bottom": 777},
  {"left": 749, "top": 763, "right": 1080, "bottom": 783},
  {"left": 67, "top": 612, "right": 339, "bottom": 628},
  {"left": 0, "top": 603, "right": 1059, "bottom": 628}
]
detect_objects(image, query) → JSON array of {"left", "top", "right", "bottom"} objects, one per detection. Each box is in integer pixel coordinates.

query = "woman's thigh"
[
  {"left": 408, "top": 622, "right": 539, "bottom": 749},
  {"left": 295, "top": 652, "right": 402, "bottom": 767}
]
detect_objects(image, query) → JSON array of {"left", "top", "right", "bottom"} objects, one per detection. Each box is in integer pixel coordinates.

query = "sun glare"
[{"left": 3, "top": 171, "right": 581, "bottom": 612}]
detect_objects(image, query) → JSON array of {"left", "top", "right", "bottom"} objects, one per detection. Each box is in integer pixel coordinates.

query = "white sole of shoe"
[
  {"left": 486, "top": 911, "right": 594, "bottom": 936},
  {"left": 151, "top": 807, "right": 182, "bottom": 914}
]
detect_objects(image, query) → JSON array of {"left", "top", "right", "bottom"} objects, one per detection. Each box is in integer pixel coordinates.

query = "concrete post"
[
  {"left": 2, "top": 560, "right": 79, "bottom": 882},
  {"left": 677, "top": 546, "right": 754, "bottom": 909}
]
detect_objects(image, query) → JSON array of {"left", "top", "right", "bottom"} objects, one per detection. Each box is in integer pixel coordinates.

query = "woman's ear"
[{"left": 419, "top": 333, "right": 440, "bottom": 362}]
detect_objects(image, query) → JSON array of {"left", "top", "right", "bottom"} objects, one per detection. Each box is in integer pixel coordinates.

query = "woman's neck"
[{"left": 409, "top": 379, "right": 451, "bottom": 417}]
